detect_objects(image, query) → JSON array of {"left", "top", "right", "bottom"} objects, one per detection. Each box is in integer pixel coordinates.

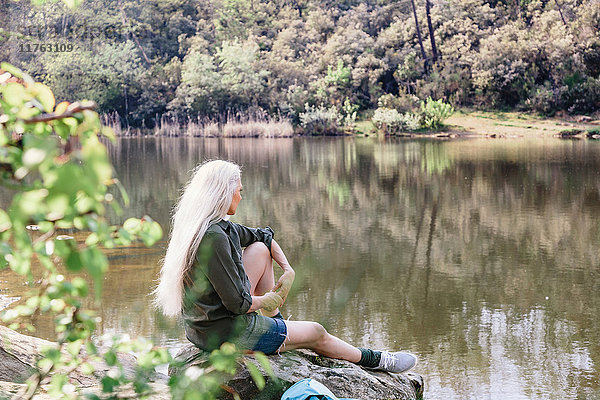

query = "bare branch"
[{"left": 24, "top": 101, "right": 97, "bottom": 124}]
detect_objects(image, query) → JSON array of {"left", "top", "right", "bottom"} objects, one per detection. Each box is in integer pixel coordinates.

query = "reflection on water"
[{"left": 2, "top": 137, "right": 600, "bottom": 399}]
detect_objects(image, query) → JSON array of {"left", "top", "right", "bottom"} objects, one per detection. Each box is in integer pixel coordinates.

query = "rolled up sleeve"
[
  {"left": 197, "top": 232, "right": 252, "bottom": 315},
  {"left": 232, "top": 223, "right": 275, "bottom": 252}
]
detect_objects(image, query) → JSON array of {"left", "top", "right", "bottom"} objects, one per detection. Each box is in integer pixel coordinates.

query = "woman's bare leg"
[
  {"left": 243, "top": 243, "right": 361, "bottom": 363},
  {"left": 242, "top": 242, "right": 279, "bottom": 316},
  {"left": 278, "top": 320, "right": 362, "bottom": 363}
]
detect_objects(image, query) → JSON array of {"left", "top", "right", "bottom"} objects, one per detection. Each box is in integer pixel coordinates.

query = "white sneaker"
[{"left": 372, "top": 351, "right": 417, "bottom": 373}]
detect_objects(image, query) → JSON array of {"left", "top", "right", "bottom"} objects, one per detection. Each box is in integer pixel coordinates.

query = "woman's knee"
[
  {"left": 243, "top": 242, "right": 270, "bottom": 260},
  {"left": 279, "top": 321, "right": 329, "bottom": 351},
  {"left": 310, "top": 322, "right": 328, "bottom": 345}
]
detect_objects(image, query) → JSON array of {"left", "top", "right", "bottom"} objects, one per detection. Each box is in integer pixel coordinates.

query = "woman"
[{"left": 154, "top": 160, "right": 417, "bottom": 373}]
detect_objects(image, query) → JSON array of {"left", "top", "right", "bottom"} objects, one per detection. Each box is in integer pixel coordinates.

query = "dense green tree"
[
  {"left": 261, "top": 20, "right": 314, "bottom": 117},
  {"left": 170, "top": 38, "right": 268, "bottom": 115},
  {"left": 41, "top": 41, "right": 145, "bottom": 116}
]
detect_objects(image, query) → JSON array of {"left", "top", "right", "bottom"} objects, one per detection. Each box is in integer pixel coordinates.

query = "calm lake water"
[{"left": 2, "top": 136, "right": 600, "bottom": 399}]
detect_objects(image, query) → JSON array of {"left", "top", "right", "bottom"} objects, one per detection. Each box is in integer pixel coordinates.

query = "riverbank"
[
  {"left": 355, "top": 110, "right": 600, "bottom": 139},
  {"left": 445, "top": 110, "right": 600, "bottom": 138}
]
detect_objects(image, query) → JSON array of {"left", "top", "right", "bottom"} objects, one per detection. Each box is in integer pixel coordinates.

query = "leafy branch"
[{"left": 0, "top": 62, "right": 273, "bottom": 399}]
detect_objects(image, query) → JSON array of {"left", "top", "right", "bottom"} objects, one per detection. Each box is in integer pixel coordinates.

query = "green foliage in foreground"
[{"left": 0, "top": 63, "right": 269, "bottom": 398}]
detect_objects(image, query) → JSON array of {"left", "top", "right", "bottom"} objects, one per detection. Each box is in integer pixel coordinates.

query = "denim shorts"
[{"left": 234, "top": 313, "right": 287, "bottom": 355}]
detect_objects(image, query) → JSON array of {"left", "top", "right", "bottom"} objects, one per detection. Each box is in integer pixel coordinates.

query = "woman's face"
[{"left": 227, "top": 179, "right": 243, "bottom": 215}]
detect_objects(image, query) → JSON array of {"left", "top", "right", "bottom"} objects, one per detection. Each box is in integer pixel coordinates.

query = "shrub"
[
  {"left": 299, "top": 104, "right": 343, "bottom": 135},
  {"left": 342, "top": 98, "right": 359, "bottom": 128},
  {"left": 372, "top": 98, "right": 454, "bottom": 134},
  {"left": 525, "top": 85, "right": 558, "bottom": 115},
  {"left": 372, "top": 107, "right": 420, "bottom": 134},
  {"left": 418, "top": 97, "right": 455, "bottom": 129}
]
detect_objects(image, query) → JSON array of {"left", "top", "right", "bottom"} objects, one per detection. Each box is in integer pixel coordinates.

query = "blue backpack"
[{"left": 281, "top": 378, "right": 358, "bottom": 400}]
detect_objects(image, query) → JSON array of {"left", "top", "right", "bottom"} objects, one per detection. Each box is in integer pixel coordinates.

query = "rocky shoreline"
[{"left": 0, "top": 324, "right": 424, "bottom": 399}]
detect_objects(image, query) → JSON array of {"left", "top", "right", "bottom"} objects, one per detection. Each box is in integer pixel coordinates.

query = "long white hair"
[{"left": 153, "top": 160, "right": 241, "bottom": 317}]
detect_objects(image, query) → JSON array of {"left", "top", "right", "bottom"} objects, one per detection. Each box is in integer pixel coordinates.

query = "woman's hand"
[
  {"left": 273, "top": 269, "right": 295, "bottom": 302},
  {"left": 248, "top": 292, "right": 283, "bottom": 313},
  {"left": 260, "top": 291, "right": 283, "bottom": 313}
]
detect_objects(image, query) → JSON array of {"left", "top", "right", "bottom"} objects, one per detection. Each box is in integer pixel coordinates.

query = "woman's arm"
[
  {"left": 244, "top": 239, "right": 293, "bottom": 313},
  {"left": 197, "top": 232, "right": 253, "bottom": 315},
  {"left": 232, "top": 223, "right": 274, "bottom": 250},
  {"left": 270, "top": 239, "right": 295, "bottom": 302}
]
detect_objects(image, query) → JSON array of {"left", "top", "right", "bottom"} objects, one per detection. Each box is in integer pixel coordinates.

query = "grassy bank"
[
  {"left": 154, "top": 115, "right": 294, "bottom": 138},
  {"left": 102, "top": 112, "right": 294, "bottom": 138}
]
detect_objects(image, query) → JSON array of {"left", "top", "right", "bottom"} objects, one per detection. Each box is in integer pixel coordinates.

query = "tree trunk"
[
  {"left": 117, "top": 0, "right": 151, "bottom": 66},
  {"left": 555, "top": 0, "right": 568, "bottom": 26},
  {"left": 409, "top": 0, "right": 429, "bottom": 69},
  {"left": 425, "top": 0, "right": 439, "bottom": 63}
]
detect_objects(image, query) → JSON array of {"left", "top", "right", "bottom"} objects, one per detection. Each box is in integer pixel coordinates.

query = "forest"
[{"left": 1, "top": 0, "right": 599, "bottom": 130}]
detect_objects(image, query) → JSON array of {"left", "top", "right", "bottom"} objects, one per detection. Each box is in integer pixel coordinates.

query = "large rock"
[
  {"left": 0, "top": 324, "right": 148, "bottom": 386},
  {"left": 0, "top": 381, "right": 171, "bottom": 400},
  {"left": 0, "top": 324, "right": 168, "bottom": 398},
  {"left": 170, "top": 344, "right": 424, "bottom": 400}
]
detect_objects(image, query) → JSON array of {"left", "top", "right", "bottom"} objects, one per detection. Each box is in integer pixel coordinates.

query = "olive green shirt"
[{"left": 182, "top": 219, "right": 274, "bottom": 350}]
